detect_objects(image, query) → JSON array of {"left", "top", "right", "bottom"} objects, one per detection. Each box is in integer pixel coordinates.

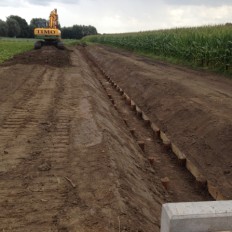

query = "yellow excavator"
[{"left": 34, "top": 9, "right": 64, "bottom": 49}]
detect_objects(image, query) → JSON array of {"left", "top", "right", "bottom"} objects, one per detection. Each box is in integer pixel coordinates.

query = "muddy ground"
[
  {"left": 1, "top": 46, "right": 71, "bottom": 67},
  {"left": 87, "top": 45, "right": 232, "bottom": 199},
  {"left": 0, "top": 46, "right": 168, "bottom": 232},
  {"left": 0, "top": 44, "right": 230, "bottom": 231}
]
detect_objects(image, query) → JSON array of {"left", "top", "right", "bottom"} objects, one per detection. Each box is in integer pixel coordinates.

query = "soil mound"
[{"left": 1, "top": 46, "right": 72, "bottom": 67}]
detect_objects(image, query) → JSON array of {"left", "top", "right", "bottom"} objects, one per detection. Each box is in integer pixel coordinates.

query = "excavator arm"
[{"left": 49, "top": 9, "right": 59, "bottom": 29}]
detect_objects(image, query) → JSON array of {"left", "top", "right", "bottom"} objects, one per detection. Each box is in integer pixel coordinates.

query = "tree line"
[{"left": 0, "top": 15, "right": 98, "bottom": 39}]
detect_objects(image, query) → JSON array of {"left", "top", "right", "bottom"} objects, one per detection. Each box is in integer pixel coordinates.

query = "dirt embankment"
[
  {"left": 1, "top": 44, "right": 231, "bottom": 231},
  {"left": 87, "top": 45, "right": 232, "bottom": 199},
  {"left": 1, "top": 46, "right": 72, "bottom": 67},
  {"left": 0, "top": 46, "right": 168, "bottom": 231}
]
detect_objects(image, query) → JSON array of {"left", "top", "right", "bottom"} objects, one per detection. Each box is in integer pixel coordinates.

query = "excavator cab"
[{"left": 34, "top": 9, "right": 64, "bottom": 49}]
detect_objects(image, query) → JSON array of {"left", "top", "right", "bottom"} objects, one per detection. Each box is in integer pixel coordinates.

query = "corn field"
[{"left": 84, "top": 25, "right": 232, "bottom": 72}]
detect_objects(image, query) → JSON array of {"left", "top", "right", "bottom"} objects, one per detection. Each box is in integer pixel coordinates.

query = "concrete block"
[
  {"left": 142, "top": 113, "right": 150, "bottom": 126},
  {"left": 186, "top": 159, "right": 206, "bottom": 185},
  {"left": 161, "top": 201, "right": 232, "bottom": 232},
  {"left": 123, "top": 93, "right": 128, "bottom": 100},
  {"left": 130, "top": 100, "right": 136, "bottom": 111},
  {"left": 171, "top": 143, "right": 186, "bottom": 166},
  {"left": 136, "top": 106, "right": 142, "bottom": 118},
  {"left": 195, "top": 175, "right": 207, "bottom": 189},
  {"left": 207, "top": 181, "right": 227, "bottom": 200},
  {"left": 160, "top": 131, "right": 171, "bottom": 148},
  {"left": 126, "top": 96, "right": 131, "bottom": 105},
  {"left": 151, "top": 123, "right": 160, "bottom": 136}
]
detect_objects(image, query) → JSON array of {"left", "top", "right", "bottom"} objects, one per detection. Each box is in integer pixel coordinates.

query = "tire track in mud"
[
  {"left": 15, "top": 73, "right": 73, "bottom": 231},
  {"left": 0, "top": 66, "right": 47, "bottom": 124},
  {"left": 80, "top": 47, "right": 212, "bottom": 203},
  {"left": 0, "top": 67, "right": 70, "bottom": 231},
  {"left": 0, "top": 68, "right": 60, "bottom": 172},
  {"left": 0, "top": 50, "right": 113, "bottom": 231},
  {"left": 0, "top": 60, "right": 91, "bottom": 231}
]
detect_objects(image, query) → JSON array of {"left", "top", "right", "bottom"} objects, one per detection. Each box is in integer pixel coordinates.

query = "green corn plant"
[{"left": 84, "top": 24, "right": 232, "bottom": 73}]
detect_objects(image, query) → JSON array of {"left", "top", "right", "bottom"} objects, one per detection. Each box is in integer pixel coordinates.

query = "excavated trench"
[
  {"left": 0, "top": 45, "right": 231, "bottom": 231},
  {"left": 86, "top": 44, "right": 232, "bottom": 201}
]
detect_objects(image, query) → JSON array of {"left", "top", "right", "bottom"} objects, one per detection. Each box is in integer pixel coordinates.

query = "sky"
[{"left": 0, "top": 0, "right": 232, "bottom": 33}]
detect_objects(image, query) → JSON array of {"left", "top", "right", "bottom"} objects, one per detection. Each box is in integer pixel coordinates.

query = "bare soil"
[
  {"left": 0, "top": 46, "right": 167, "bottom": 232},
  {"left": 87, "top": 44, "right": 232, "bottom": 200},
  {"left": 0, "top": 44, "right": 230, "bottom": 231},
  {"left": 1, "top": 46, "right": 72, "bottom": 67}
]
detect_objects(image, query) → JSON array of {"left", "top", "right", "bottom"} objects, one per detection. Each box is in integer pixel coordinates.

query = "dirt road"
[
  {"left": 0, "top": 47, "right": 169, "bottom": 232},
  {"left": 0, "top": 45, "right": 230, "bottom": 231}
]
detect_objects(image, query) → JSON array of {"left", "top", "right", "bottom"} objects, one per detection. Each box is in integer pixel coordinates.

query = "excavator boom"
[{"left": 49, "top": 9, "right": 58, "bottom": 29}]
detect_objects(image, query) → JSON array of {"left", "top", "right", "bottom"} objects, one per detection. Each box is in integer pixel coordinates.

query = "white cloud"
[
  {"left": 166, "top": 5, "right": 232, "bottom": 28},
  {"left": 0, "top": 0, "right": 79, "bottom": 6},
  {"left": 0, "top": 0, "right": 232, "bottom": 33},
  {"left": 163, "top": 0, "right": 232, "bottom": 6}
]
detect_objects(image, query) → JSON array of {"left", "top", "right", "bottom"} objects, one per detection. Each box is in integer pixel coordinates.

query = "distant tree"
[
  {"left": 8, "top": 15, "right": 29, "bottom": 38},
  {"left": 6, "top": 17, "right": 20, "bottom": 37},
  {"left": 82, "top": 25, "right": 98, "bottom": 37},
  {"left": 72, "top": 25, "right": 83, "bottom": 39},
  {"left": 61, "top": 25, "right": 98, "bottom": 39},
  {"left": 0, "top": 19, "right": 8, "bottom": 37},
  {"left": 61, "top": 26, "right": 73, "bottom": 39},
  {"left": 30, "top": 18, "right": 47, "bottom": 28},
  {"left": 28, "top": 24, "right": 35, "bottom": 38}
]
